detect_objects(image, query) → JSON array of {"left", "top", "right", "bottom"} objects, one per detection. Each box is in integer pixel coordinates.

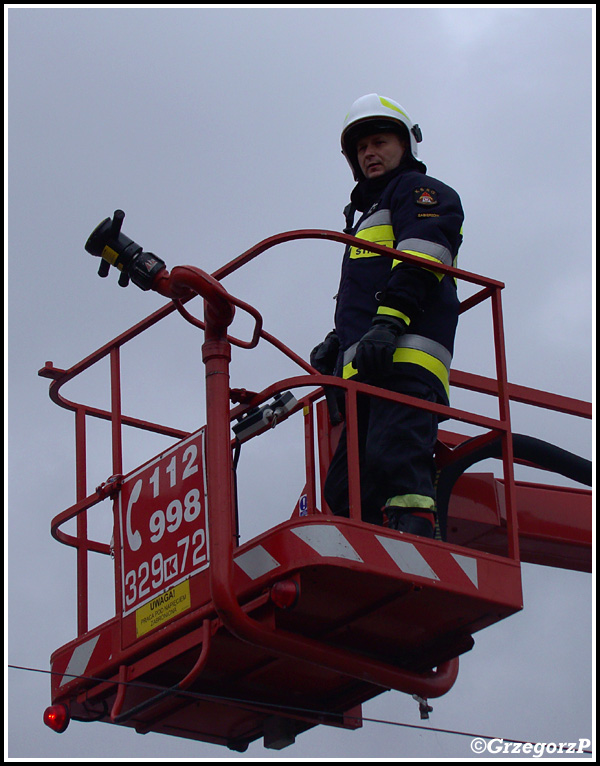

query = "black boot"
[{"left": 384, "top": 508, "right": 434, "bottom": 539}]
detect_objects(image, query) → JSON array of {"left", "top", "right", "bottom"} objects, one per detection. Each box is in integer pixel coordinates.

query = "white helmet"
[{"left": 341, "top": 93, "right": 423, "bottom": 179}]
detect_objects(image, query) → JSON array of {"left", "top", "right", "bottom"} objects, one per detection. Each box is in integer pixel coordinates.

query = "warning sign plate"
[
  {"left": 118, "top": 427, "right": 209, "bottom": 617},
  {"left": 135, "top": 579, "right": 191, "bottom": 637}
]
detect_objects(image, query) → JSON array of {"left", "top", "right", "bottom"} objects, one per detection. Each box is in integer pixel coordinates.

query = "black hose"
[{"left": 436, "top": 433, "right": 592, "bottom": 540}]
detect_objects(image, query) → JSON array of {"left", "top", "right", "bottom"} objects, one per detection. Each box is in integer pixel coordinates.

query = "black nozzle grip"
[
  {"left": 109, "top": 209, "right": 125, "bottom": 239},
  {"left": 98, "top": 260, "right": 111, "bottom": 278}
]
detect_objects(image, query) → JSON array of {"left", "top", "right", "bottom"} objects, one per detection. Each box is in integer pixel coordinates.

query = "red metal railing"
[{"left": 40, "top": 229, "right": 590, "bottom": 641}]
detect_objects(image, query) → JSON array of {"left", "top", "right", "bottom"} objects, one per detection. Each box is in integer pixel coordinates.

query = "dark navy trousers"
[{"left": 323, "top": 377, "right": 439, "bottom": 525}]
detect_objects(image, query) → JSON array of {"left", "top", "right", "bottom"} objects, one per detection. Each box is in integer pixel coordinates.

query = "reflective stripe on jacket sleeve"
[
  {"left": 390, "top": 237, "right": 454, "bottom": 280},
  {"left": 342, "top": 333, "right": 452, "bottom": 398}
]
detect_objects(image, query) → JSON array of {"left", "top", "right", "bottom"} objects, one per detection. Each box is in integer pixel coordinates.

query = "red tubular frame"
[{"left": 40, "top": 229, "right": 589, "bottom": 702}]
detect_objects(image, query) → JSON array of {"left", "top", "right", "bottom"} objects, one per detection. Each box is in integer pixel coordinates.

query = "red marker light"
[
  {"left": 270, "top": 578, "right": 300, "bottom": 610},
  {"left": 43, "top": 703, "right": 70, "bottom": 733}
]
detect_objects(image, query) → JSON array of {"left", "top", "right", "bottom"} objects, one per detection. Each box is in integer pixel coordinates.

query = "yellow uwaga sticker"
[{"left": 135, "top": 580, "right": 191, "bottom": 637}]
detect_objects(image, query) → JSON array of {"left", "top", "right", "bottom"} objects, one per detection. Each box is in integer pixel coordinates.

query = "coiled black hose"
[{"left": 436, "top": 434, "right": 592, "bottom": 539}]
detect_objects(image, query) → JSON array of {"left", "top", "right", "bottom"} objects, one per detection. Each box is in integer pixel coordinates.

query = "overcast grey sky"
[{"left": 7, "top": 5, "right": 594, "bottom": 760}]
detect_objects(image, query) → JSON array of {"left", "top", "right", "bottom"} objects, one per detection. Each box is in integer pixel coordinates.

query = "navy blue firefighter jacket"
[{"left": 334, "top": 162, "right": 464, "bottom": 405}]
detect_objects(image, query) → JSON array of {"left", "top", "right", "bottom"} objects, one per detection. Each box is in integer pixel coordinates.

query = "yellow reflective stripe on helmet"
[
  {"left": 379, "top": 96, "right": 410, "bottom": 122},
  {"left": 376, "top": 305, "right": 411, "bottom": 325}
]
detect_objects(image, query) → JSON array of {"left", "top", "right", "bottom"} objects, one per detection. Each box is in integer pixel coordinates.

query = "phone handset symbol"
[{"left": 126, "top": 479, "right": 143, "bottom": 551}]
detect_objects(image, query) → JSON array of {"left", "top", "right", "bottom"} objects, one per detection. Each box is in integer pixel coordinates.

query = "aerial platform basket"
[{"left": 40, "top": 220, "right": 591, "bottom": 750}]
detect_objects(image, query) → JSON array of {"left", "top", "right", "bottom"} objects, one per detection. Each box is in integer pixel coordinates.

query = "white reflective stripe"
[
  {"left": 291, "top": 525, "right": 363, "bottom": 562},
  {"left": 451, "top": 552, "right": 478, "bottom": 588},
  {"left": 234, "top": 545, "right": 281, "bottom": 580},
  {"left": 397, "top": 334, "right": 452, "bottom": 371},
  {"left": 60, "top": 635, "right": 100, "bottom": 687},
  {"left": 343, "top": 334, "right": 452, "bottom": 372},
  {"left": 356, "top": 208, "right": 392, "bottom": 234},
  {"left": 342, "top": 343, "right": 358, "bottom": 367},
  {"left": 396, "top": 238, "right": 453, "bottom": 267},
  {"left": 376, "top": 535, "right": 440, "bottom": 581}
]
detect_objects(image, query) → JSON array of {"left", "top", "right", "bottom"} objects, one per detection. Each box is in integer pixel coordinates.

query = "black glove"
[
  {"left": 310, "top": 330, "right": 340, "bottom": 374},
  {"left": 354, "top": 316, "right": 407, "bottom": 380}
]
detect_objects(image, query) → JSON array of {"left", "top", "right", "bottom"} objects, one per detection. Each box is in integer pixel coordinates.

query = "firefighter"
[{"left": 311, "top": 94, "right": 464, "bottom": 538}]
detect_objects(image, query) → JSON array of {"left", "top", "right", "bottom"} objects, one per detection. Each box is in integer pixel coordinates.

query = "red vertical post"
[
  {"left": 110, "top": 347, "right": 124, "bottom": 614},
  {"left": 203, "top": 311, "right": 237, "bottom": 611},
  {"left": 315, "top": 399, "right": 334, "bottom": 513},
  {"left": 345, "top": 387, "right": 362, "bottom": 521},
  {"left": 75, "top": 406, "right": 88, "bottom": 636},
  {"left": 490, "top": 287, "right": 519, "bottom": 561},
  {"left": 110, "top": 347, "right": 123, "bottom": 476},
  {"left": 303, "top": 401, "right": 317, "bottom": 514}
]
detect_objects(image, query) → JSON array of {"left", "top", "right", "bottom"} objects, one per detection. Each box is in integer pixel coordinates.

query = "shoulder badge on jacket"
[{"left": 413, "top": 187, "right": 438, "bottom": 206}]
